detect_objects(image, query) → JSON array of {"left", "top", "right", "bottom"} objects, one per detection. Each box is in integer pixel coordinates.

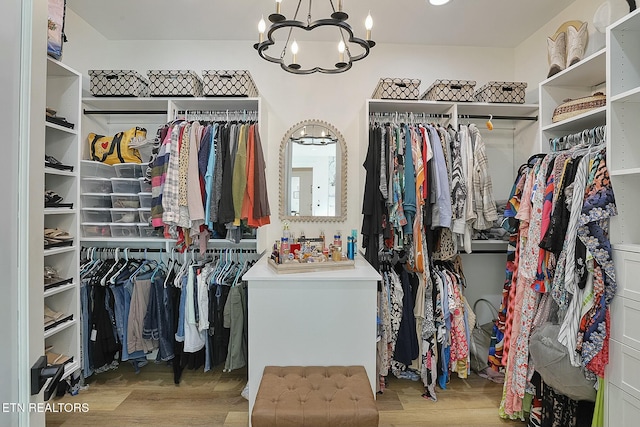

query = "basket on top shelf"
[
  {"left": 202, "top": 70, "right": 259, "bottom": 97},
  {"left": 88, "top": 70, "right": 150, "bottom": 97},
  {"left": 147, "top": 70, "right": 203, "bottom": 97},
  {"left": 552, "top": 92, "right": 606, "bottom": 123},
  {"left": 421, "top": 79, "right": 476, "bottom": 102},
  {"left": 372, "top": 78, "right": 421, "bottom": 100},
  {"left": 474, "top": 81, "right": 527, "bottom": 104}
]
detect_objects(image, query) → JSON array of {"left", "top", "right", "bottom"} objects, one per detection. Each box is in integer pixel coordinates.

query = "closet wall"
[{"left": 61, "top": 8, "right": 521, "bottom": 249}]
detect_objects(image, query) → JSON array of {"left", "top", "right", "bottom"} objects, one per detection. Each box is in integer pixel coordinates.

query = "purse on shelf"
[
  {"left": 552, "top": 92, "right": 606, "bottom": 123},
  {"left": 88, "top": 127, "right": 146, "bottom": 165}
]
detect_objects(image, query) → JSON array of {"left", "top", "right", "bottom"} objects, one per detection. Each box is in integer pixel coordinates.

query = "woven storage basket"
[
  {"left": 475, "top": 81, "right": 527, "bottom": 103},
  {"left": 147, "top": 70, "right": 203, "bottom": 97},
  {"left": 372, "top": 78, "right": 421, "bottom": 100},
  {"left": 89, "top": 70, "right": 150, "bottom": 97},
  {"left": 202, "top": 70, "right": 259, "bottom": 97},
  {"left": 552, "top": 92, "right": 606, "bottom": 123},
  {"left": 421, "top": 79, "right": 476, "bottom": 102}
]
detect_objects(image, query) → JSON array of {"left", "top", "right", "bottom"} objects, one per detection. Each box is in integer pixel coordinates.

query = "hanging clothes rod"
[
  {"left": 458, "top": 114, "right": 538, "bottom": 121},
  {"left": 83, "top": 109, "right": 167, "bottom": 115}
]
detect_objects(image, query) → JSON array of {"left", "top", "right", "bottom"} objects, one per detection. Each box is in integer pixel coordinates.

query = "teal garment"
[{"left": 204, "top": 123, "right": 219, "bottom": 229}]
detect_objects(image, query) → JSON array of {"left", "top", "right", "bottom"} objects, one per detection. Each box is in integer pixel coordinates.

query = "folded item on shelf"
[{"left": 46, "top": 115, "right": 75, "bottom": 129}]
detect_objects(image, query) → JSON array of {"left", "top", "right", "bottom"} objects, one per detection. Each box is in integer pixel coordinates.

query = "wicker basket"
[
  {"left": 421, "top": 79, "right": 476, "bottom": 102},
  {"left": 202, "top": 70, "right": 259, "bottom": 97},
  {"left": 147, "top": 70, "right": 203, "bottom": 97},
  {"left": 88, "top": 70, "right": 150, "bottom": 97},
  {"left": 552, "top": 92, "right": 606, "bottom": 123},
  {"left": 475, "top": 81, "right": 527, "bottom": 104},
  {"left": 372, "top": 78, "right": 421, "bottom": 100}
]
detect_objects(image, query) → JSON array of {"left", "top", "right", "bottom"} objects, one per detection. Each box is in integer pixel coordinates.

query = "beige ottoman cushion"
[{"left": 252, "top": 366, "right": 379, "bottom": 427}]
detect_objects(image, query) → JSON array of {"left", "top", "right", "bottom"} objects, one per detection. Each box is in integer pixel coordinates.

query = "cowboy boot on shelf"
[
  {"left": 547, "top": 31, "right": 566, "bottom": 78},
  {"left": 567, "top": 22, "right": 589, "bottom": 68}
]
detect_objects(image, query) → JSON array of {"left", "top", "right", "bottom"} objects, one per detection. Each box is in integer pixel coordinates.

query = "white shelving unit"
[
  {"left": 79, "top": 96, "right": 265, "bottom": 251},
  {"left": 606, "top": 8, "right": 640, "bottom": 426},
  {"left": 43, "top": 58, "right": 81, "bottom": 383},
  {"left": 538, "top": 48, "right": 607, "bottom": 151}
]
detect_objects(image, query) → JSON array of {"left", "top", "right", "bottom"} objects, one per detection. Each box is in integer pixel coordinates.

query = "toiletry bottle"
[
  {"left": 281, "top": 223, "right": 290, "bottom": 258},
  {"left": 320, "top": 230, "right": 325, "bottom": 250}
]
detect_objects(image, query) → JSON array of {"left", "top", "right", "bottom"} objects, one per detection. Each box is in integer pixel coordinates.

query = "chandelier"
[{"left": 253, "top": 0, "right": 375, "bottom": 75}]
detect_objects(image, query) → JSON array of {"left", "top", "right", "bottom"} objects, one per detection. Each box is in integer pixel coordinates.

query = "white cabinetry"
[
  {"left": 606, "top": 8, "right": 640, "bottom": 427},
  {"left": 44, "top": 58, "right": 81, "bottom": 380},
  {"left": 538, "top": 48, "right": 606, "bottom": 152}
]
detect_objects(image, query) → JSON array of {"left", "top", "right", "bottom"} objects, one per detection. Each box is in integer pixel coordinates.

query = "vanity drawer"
[
  {"left": 613, "top": 249, "right": 640, "bottom": 302},
  {"left": 607, "top": 382, "right": 640, "bottom": 427},
  {"left": 611, "top": 297, "right": 640, "bottom": 352},
  {"left": 608, "top": 339, "right": 640, "bottom": 401}
]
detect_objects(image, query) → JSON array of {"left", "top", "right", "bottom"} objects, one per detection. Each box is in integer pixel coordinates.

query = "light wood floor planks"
[{"left": 46, "top": 363, "right": 523, "bottom": 427}]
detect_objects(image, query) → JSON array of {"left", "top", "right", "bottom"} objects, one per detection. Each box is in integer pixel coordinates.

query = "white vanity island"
[{"left": 243, "top": 256, "right": 381, "bottom": 420}]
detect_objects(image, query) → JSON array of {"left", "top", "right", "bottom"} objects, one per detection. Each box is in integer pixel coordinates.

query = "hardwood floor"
[{"left": 46, "top": 363, "right": 523, "bottom": 427}]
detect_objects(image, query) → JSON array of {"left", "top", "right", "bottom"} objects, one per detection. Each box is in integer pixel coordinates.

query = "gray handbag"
[{"left": 469, "top": 298, "right": 498, "bottom": 373}]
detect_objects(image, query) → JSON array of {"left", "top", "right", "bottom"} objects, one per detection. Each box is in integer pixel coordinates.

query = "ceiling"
[{"left": 67, "top": 0, "right": 577, "bottom": 48}]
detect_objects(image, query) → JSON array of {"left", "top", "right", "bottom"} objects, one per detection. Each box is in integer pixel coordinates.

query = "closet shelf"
[
  {"left": 45, "top": 122, "right": 78, "bottom": 135},
  {"left": 611, "top": 87, "right": 640, "bottom": 104},
  {"left": 44, "top": 246, "right": 77, "bottom": 256},
  {"left": 610, "top": 167, "right": 640, "bottom": 176},
  {"left": 43, "top": 318, "right": 76, "bottom": 339},
  {"left": 44, "top": 167, "right": 76, "bottom": 177},
  {"left": 540, "top": 48, "right": 606, "bottom": 88},
  {"left": 368, "top": 99, "right": 455, "bottom": 114},
  {"left": 469, "top": 239, "right": 508, "bottom": 253},
  {"left": 541, "top": 106, "right": 606, "bottom": 133},
  {"left": 44, "top": 207, "right": 77, "bottom": 215},
  {"left": 456, "top": 103, "right": 539, "bottom": 117},
  {"left": 44, "top": 282, "right": 76, "bottom": 298}
]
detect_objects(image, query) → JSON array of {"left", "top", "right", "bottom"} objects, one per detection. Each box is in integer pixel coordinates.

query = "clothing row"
[
  {"left": 494, "top": 141, "right": 616, "bottom": 427},
  {"left": 148, "top": 119, "right": 270, "bottom": 251},
  {"left": 362, "top": 121, "right": 499, "bottom": 273},
  {"left": 376, "top": 253, "right": 472, "bottom": 403},
  {"left": 80, "top": 248, "right": 256, "bottom": 383}
]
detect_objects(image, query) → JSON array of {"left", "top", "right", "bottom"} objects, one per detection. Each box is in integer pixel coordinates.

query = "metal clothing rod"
[
  {"left": 83, "top": 109, "right": 167, "bottom": 115},
  {"left": 458, "top": 114, "right": 538, "bottom": 121}
]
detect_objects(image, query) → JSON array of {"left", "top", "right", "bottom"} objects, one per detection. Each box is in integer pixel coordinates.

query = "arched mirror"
[{"left": 279, "top": 119, "right": 347, "bottom": 222}]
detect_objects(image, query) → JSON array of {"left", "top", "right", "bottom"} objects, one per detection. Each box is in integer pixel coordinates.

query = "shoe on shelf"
[
  {"left": 45, "top": 154, "right": 74, "bottom": 172},
  {"left": 566, "top": 21, "right": 589, "bottom": 68},
  {"left": 546, "top": 30, "right": 566, "bottom": 78},
  {"left": 45, "top": 347, "right": 73, "bottom": 366},
  {"left": 45, "top": 190, "right": 73, "bottom": 208}
]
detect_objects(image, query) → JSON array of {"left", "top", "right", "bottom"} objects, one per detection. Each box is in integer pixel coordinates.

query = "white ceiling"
[{"left": 67, "top": 0, "right": 577, "bottom": 48}]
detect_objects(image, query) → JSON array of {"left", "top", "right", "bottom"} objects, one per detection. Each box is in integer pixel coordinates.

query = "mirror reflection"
[{"left": 280, "top": 120, "right": 346, "bottom": 222}]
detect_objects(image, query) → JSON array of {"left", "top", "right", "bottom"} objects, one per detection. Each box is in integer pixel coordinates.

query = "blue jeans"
[{"left": 80, "top": 280, "right": 93, "bottom": 378}]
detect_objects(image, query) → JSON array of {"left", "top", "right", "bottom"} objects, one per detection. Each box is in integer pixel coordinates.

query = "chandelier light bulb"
[
  {"left": 258, "top": 17, "right": 266, "bottom": 42},
  {"left": 276, "top": 0, "right": 283, "bottom": 14},
  {"left": 365, "top": 12, "right": 373, "bottom": 41},
  {"left": 291, "top": 40, "right": 299, "bottom": 55},
  {"left": 337, "top": 40, "right": 346, "bottom": 64}
]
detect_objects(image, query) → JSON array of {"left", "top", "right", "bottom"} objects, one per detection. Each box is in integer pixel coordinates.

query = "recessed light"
[{"left": 429, "top": 0, "right": 451, "bottom": 5}]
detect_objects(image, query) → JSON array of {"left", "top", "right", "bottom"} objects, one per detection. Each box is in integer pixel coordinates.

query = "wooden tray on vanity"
[{"left": 267, "top": 258, "right": 355, "bottom": 274}]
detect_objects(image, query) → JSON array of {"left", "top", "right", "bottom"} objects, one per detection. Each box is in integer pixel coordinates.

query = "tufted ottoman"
[{"left": 251, "top": 366, "right": 379, "bottom": 427}]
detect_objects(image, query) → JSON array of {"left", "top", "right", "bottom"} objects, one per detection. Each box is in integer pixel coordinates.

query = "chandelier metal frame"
[{"left": 253, "top": 0, "right": 375, "bottom": 75}]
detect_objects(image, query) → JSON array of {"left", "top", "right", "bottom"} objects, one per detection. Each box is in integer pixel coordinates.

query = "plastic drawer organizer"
[
  {"left": 81, "top": 208, "right": 112, "bottom": 223},
  {"left": 111, "top": 178, "right": 141, "bottom": 194},
  {"left": 81, "top": 178, "right": 112, "bottom": 194},
  {"left": 111, "top": 194, "right": 140, "bottom": 209},
  {"left": 110, "top": 208, "right": 139, "bottom": 224}
]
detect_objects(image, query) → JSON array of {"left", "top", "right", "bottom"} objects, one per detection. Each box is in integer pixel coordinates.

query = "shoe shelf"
[
  {"left": 43, "top": 318, "right": 76, "bottom": 339},
  {"left": 42, "top": 57, "right": 81, "bottom": 386},
  {"left": 44, "top": 281, "right": 76, "bottom": 298},
  {"left": 45, "top": 121, "right": 78, "bottom": 135}
]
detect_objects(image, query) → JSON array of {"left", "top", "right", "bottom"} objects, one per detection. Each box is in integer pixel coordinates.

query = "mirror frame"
[{"left": 279, "top": 119, "right": 347, "bottom": 222}]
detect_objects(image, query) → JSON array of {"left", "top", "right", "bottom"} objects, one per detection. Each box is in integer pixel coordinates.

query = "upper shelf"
[
  {"left": 541, "top": 106, "right": 606, "bottom": 133},
  {"left": 367, "top": 99, "right": 538, "bottom": 120},
  {"left": 47, "top": 57, "right": 81, "bottom": 78},
  {"left": 540, "top": 48, "right": 606, "bottom": 88},
  {"left": 82, "top": 97, "right": 261, "bottom": 115}
]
